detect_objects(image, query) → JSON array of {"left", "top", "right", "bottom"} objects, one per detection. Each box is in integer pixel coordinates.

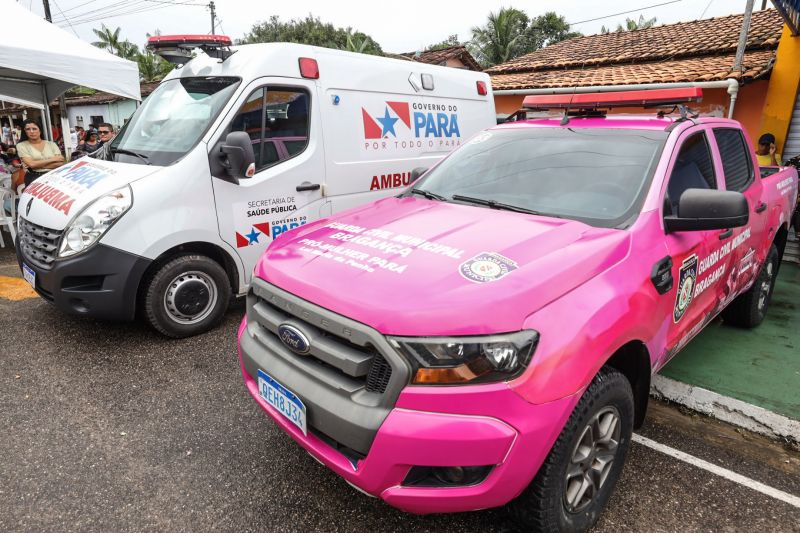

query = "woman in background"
[{"left": 16, "top": 119, "right": 65, "bottom": 187}]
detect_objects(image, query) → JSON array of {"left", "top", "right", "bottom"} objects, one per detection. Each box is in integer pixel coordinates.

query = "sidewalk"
[{"left": 655, "top": 258, "right": 800, "bottom": 444}]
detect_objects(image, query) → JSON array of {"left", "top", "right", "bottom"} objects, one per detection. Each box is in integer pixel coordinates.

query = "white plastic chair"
[{"left": 0, "top": 176, "right": 18, "bottom": 248}]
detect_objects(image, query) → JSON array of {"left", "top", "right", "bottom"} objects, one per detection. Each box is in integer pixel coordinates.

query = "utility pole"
[
  {"left": 209, "top": 1, "right": 216, "bottom": 35},
  {"left": 733, "top": 0, "right": 755, "bottom": 74},
  {"left": 42, "top": 0, "right": 52, "bottom": 22}
]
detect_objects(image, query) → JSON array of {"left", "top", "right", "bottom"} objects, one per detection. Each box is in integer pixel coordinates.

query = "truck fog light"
[{"left": 402, "top": 465, "right": 494, "bottom": 487}]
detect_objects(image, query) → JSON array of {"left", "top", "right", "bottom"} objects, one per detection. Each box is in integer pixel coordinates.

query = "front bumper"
[
  {"left": 16, "top": 240, "right": 150, "bottom": 321},
  {"left": 238, "top": 317, "right": 579, "bottom": 514}
]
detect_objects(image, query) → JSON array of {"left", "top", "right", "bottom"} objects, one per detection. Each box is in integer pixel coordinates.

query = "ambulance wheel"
[
  {"left": 142, "top": 254, "right": 231, "bottom": 338},
  {"left": 722, "top": 244, "right": 779, "bottom": 328},
  {"left": 508, "top": 367, "right": 633, "bottom": 533}
]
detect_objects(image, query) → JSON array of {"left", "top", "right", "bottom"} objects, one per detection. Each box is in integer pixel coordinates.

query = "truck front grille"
[{"left": 18, "top": 217, "right": 62, "bottom": 270}]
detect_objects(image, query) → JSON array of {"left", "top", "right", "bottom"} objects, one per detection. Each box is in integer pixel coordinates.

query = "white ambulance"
[{"left": 15, "top": 37, "right": 495, "bottom": 337}]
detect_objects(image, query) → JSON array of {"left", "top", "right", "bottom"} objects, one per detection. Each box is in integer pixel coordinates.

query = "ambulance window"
[{"left": 227, "top": 86, "right": 310, "bottom": 173}]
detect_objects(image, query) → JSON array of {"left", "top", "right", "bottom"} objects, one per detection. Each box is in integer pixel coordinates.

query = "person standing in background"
[
  {"left": 1, "top": 122, "right": 11, "bottom": 145},
  {"left": 16, "top": 119, "right": 65, "bottom": 186},
  {"left": 756, "top": 133, "right": 782, "bottom": 167}
]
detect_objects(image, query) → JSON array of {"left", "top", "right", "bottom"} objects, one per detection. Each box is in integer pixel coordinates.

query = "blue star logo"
[
  {"left": 376, "top": 107, "right": 399, "bottom": 137},
  {"left": 245, "top": 228, "right": 261, "bottom": 244}
]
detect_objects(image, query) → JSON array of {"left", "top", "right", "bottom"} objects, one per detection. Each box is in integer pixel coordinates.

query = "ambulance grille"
[{"left": 18, "top": 217, "right": 63, "bottom": 270}]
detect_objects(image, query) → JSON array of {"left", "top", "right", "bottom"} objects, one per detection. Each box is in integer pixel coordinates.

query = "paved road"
[{"left": 1, "top": 245, "right": 799, "bottom": 532}]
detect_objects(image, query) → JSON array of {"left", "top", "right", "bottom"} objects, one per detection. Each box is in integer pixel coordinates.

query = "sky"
[{"left": 22, "top": 0, "right": 762, "bottom": 54}]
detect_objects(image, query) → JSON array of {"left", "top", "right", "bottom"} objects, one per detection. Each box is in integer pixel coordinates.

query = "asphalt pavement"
[{"left": 1, "top": 245, "right": 799, "bottom": 532}]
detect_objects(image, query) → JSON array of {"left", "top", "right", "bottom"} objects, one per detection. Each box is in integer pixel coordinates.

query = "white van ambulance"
[{"left": 15, "top": 37, "right": 495, "bottom": 337}]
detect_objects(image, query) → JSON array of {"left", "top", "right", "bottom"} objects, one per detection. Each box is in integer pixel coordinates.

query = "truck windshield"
[
  {"left": 414, "top": 127, "right": 667, "bottom": 228},
  {"left": 100, "top": 76, "right": 240, "bottom": 166}
]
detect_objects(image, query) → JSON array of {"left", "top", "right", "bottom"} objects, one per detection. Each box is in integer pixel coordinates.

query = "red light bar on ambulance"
[
  {"left": 522, "top": 87, "right": 703, "bottom": 110},
  {"left": 146, "top": 34, "right": 234, "bottom": 64}
]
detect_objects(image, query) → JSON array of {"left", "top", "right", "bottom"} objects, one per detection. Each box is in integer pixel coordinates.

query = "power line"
[
  {"left": 699, "top": 0, "right": 715, "bottom": 19},
  {"left": 52, "top": 0, "right": 79, "bottom": 36},
  {"left": 57, "top": 0, "right": 204, "bottom": 25},
  {"left": 568, "top": 0, "right": 685, "bottom": 26},
  {"left": 57, "top": 0, "right": 98, "bottom": 15}
]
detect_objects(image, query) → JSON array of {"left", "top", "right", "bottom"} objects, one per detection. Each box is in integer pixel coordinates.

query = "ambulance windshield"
[{"left": 102, "top": 76, "right": 240, "bottom": 166}]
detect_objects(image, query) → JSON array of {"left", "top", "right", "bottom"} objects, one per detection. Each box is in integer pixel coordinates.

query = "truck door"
[
  {"left": 710, "top": 127, "right": 766, "bottom": 300},
  {"left": 663, "top": 128, "right": 733, "bottom": 355},
  {"left": 211, "top": 81, "right": 325, "bottom": 286}
]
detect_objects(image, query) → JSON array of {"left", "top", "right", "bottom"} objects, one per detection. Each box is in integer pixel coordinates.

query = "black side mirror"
[
  {"left": 664, "top": 188, "right": 749, "bottom": 233},
  {"left": 219, "top": 131, "right": 256, "bottom": 179},
  {"left": 410, "top": 167, "right": 428, "bottom": 184}
]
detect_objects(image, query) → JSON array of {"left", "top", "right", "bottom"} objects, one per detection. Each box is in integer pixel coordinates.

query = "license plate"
[
  {"left": 22, "top": 263, "right": 35, "bottom": 288},
  {"left": 257, "top": 369, "right": 307, "bottom": 435}
]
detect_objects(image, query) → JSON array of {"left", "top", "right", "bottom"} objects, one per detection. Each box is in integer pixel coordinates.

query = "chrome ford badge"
[{"left": 277, "top": 324, "right": 311, "bottom": 355}]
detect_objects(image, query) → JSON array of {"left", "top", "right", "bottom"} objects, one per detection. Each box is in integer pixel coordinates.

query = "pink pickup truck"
[{"left": 237, "top": 89, "right": 798, "bottom": 531}]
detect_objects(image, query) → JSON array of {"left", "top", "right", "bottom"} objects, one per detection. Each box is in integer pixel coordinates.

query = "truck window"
[
  {"left": 666, "top": 132, "right": 716, "bottom": 214},
  {"left": 413, "top": 128, "right": 666, "bottom": 229},
  {"left": 227, "top": 86, "right": 310, "bottom": 172},
  {"left": 713, "top": 128, "right": 754, "bottom": 192}
]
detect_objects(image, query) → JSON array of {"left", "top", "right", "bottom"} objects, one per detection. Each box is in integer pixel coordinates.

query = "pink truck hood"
[{"left": 257, "top": 197, "right": 631, "bottom": 336}]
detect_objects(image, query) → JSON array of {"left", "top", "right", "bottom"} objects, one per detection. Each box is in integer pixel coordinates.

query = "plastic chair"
[{"left": 0, "top": 177, "right": 18, "bottom": 248}]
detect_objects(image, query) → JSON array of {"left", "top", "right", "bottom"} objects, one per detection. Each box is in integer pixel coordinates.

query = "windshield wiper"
[
  {"left": 110, "top": 147, "right": 151, "bottom": 165},
  {"left": 409, "top": 188, "right": 447, "bottom": 202},
  {"left": 451, "top": 194, "right": 550, "bottom": 216}
]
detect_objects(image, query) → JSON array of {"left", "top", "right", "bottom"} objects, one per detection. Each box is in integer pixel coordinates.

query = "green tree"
[
  {"left": 117, "top": 40, "right": 140, "bottom": 62},
  {"left": 240, "top": 14, "right": 383, "bottom": 55},
  {"left": 602, "top": 15, "right": 658, "bottom": 33},
  {"left": 470, "top": 8, "right": 581, "bottom": 67},
  {"left": 92, "top": 24, "right": 123, "bottom": 55},
  {"left": 469, "top": 7, "right": 530, "bottom": 67},
  {"left": 425, "top": 34, "right": 461, "bottom": 51},
  {"left": 525, "top": 12, "right": 581, "bottom": 49}
]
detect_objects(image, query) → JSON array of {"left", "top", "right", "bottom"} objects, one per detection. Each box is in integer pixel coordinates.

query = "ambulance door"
[{"left": 211, "top": 79, "right": 325, "bottom": 284}]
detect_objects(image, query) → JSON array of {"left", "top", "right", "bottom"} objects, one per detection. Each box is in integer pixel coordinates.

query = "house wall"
[
  {"left": 492, "top": 80, "right": 771, "bottom": 143},
  {"left": 760, "top": 27, "right": 800, "bottom": 153},
  {"left": 108, "top": 100, "right": 137, "bottom": 129},
  {"left": 67, "top": 104, "right": 110, "bottom": 129}
]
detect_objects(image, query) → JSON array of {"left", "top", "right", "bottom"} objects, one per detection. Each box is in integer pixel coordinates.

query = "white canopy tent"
[{"left": 0, "top": 0, "right": 140, "bottom": 148}]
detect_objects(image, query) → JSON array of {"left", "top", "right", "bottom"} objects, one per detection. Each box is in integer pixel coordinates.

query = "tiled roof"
[
  {"left": 400, "top": 45, "right": 482, "bottom": 71},
  {"left": 487, "top": 9, "right": 784, "bottom": 89},
  {"left": 491, "top": 49, "right": 776, "bottom": 90},
  {"left": 63, "top": 82, "right": 160, "bottom": 105}
]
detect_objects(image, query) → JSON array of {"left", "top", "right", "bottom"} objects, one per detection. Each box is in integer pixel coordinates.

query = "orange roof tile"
[
  {"left": 400, "top": 45, "right": 482, "bottom": 71},
  {"left": 487, "top": 9, "right": 783, "bottom": 76},
  {"left": 490, "top": 50, "right": 776, "bottom": 90}
]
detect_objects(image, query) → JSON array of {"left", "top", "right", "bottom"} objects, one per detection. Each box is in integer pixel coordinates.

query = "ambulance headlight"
[
  {"left": 58, "top": 185, "right": 133, "bottom": 258},
  {"left": 388, "top": 331, "right": 538, "bottom": 385}
]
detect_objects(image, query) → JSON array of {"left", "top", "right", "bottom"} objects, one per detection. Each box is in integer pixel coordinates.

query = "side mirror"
[
  {"left": 219, "top": 131, "right": 256, "bottom": 179},
  {"left": 410, "top": 167, "right": 428, "bottom": 184},
  {"left": 664, "top": 188, "right": 749, "bottom": 233}
]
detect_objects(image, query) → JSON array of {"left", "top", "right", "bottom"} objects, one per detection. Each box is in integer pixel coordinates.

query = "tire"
[
  {"left": 721, "top": 244, "right": 779, "bottom": 329},
  {"left": 142, "top": 254, "right": 231, "bottom": 338},
  {"left": 508, "top": 367, "right": 634, "bottom": 533}
]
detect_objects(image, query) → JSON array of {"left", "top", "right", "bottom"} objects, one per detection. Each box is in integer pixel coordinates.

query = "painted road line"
[
  {"left": 0, "top": 275, "right": 37, "bottom": 301},
  {"left": 651, "top": 375, "right": 800, "bottom": 443},
  {"left": 633, "top": 434, "right": 800, "bottom": 509}
]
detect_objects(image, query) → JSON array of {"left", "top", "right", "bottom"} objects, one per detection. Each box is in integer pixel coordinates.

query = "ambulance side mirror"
[
  {"left": 219, "top": 132, "right": 256, "bottom": 180},
  {"left": 410, "top": 167, "right": 428, "bottom": 183}
]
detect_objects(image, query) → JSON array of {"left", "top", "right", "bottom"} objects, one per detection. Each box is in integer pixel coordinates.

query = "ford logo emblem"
[{"left": 277, "top": 324, "right": 311, "bottom": 355}]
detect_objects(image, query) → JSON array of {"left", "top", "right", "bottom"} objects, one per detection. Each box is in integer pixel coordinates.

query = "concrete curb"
[{"left": 651, "top": 374, "right": 800, "bottom": 445}]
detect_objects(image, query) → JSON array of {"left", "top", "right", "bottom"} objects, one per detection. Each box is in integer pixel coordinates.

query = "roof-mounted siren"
[
  {"left": 522, "top": 87, "right": 703, "bottom": 114},
  {"left": 146, "top": 34, "right": 235, "bottom": 65}
]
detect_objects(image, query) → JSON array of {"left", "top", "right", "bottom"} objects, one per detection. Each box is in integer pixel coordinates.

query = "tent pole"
[{"left": 40, "top": 83, "right": 53, "bottom": 141}]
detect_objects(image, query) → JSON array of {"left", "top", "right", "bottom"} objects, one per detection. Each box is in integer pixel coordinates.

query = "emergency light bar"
[
  {"left": 522, "top": 87, "right": 703, "bottom": 110},
  {"left": 147, "top": 34, "right": 234, "bottom": 64}
]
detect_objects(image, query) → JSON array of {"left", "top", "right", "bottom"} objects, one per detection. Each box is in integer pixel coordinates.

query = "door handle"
[
  {"left": 650, "top": 256, "right": 673, "bottom": 295},
  {"left": 296, "top": 183, "right": 321, "bottom": 192},
  {"left": 755, "top": 202, "right": 767, "bottom": 214},
  {"left": 718, "top": 229, "right": 733, "bottom": 240}
]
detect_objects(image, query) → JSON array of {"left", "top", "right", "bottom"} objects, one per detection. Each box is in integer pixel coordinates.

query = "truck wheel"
[
  {"left": 508, "top": 367, "right": 633, "bottom": 533},
  {"left": 142, "top": 254, "right": 231, "bottom": 338},
  {"left": 721, "top": 244, "right": 779, "bottom": 328}
]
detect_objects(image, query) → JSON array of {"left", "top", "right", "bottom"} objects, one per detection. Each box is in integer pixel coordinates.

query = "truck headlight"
[
  {"left": 58, "top": 185, "right": 133, "bottom": 258},
  {"left": 388, "top": 331, "right": 539, "bottom": 385}
]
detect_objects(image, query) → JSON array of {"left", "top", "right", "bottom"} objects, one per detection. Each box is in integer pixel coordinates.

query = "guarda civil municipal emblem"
[{"left": 673, "top": 254, "right": 698, "bottom": 323}]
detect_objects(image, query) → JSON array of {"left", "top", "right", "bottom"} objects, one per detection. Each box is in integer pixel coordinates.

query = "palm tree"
[
  {"left": 92, "top": 24, "right": 123, "bottom": 55},
  {"left": 117, "top": 40, "right": 140, "bottom": 61},
  {"left": 469, "top": 7, "right": 530, "bottom": 67},
  {"left": 617, "top": 15, "right": 657, "bottom": 32}
]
